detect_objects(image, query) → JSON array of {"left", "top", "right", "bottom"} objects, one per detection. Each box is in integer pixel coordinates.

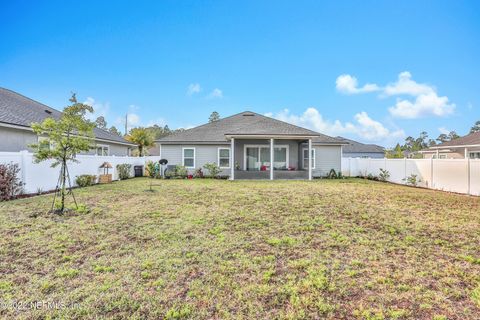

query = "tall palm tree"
[{"left": 126, "top": 127, "right": 154, "bottom": 156}]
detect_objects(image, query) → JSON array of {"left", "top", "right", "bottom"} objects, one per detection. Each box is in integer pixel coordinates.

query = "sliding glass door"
[{"left": 245, "top": 145, "right": 288, "bottom": 171}]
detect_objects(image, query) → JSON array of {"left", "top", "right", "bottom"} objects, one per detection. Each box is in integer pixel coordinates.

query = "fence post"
[
  {"left": 430, "top": 157, "right": 434, "bottom": 189},
  {"left": 20, "top": 150, "right": 28, "bottom": 191},
  {"left": 467, "top": 158, "right": 471, "bottom": 195},
  {"left": 349, "top": 157, "right": 352, "bottom": 177}
]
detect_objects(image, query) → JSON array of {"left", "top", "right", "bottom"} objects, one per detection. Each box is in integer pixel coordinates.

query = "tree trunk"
[
  {"left": 139, "top": 145, "right": 143, "bottom": 157},
  {"left": 60, "top": 159, "right": 66, "bottom": 212}
]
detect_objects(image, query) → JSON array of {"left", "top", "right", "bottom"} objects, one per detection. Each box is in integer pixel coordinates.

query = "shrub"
[
  {"left": 379, "top": 168, "right": 390, "bottom": 182},
  {"left": 367, "top": 173, "right": 379, "bottom": 181},
  {"left": 75, "top": 175, "right": 97, "bottom": 187},
  {"left": 203, "top": 162, "right": 222, "bottom": 178},
  {"left": 194, "top": 168, "right": 204, "bottom": 178},
  {"left": 145, "top": 161, "right": 159, "bottom": 178},
  {"left": 0, "top": 162, "right": 24, "bottom": 201},
  {"left": 404, "top": 174, "right": 421, "bottom": 187},
  {"left": 174, "top": 165, "right": 188, "bottom": 178},
  {"left": 116, "top": 164, "right": 132, "bottom": 180}
]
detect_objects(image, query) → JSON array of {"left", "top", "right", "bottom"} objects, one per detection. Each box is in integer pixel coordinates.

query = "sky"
[{"left": 1, "top": 0, "right": 479, "bottom": 147}]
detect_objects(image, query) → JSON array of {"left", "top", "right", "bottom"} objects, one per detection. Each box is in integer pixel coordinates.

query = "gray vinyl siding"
[
  {"left": 0, "top": 126, "right": 132, "bottom": 156},
  {"left": 299, "top": 144, "right": 342, "bottom": 177},
  {"left": 160, "top": 144, "right": 231, "bottom": 175},
  {"left": 313, "top": 145, "right": 341, "bottom": 176}
]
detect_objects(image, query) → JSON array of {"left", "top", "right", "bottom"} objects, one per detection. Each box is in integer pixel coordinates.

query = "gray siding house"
[
  {"left": 338, "top": 137, "right": 385, "bottom": 158},
  {"left": 0, "top": 88, "right": 136, "bottom": 155},
  {"left": 156, "top": 111, "right": 347, "bottom": 180}
]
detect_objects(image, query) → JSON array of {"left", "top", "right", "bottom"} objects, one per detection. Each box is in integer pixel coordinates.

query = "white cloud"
[
  {"left": 83, "top": 97, "right": 110, "bottom": 121},
  {"left": 383, "top": 71, "right": 435, "bottom": 96},
  {"left": 336, "top": 71, "right": 456, "bottom": 119},
  {"left": 187, "top": 83, "right": 201, "bottom": 96},
  {"left": 267, "top": 108, "right": 404, "bottom": 143},
  {"left": 207, "top": 88, "right": 223, "bottom": 99},
  {"left": 388, "top": 93, "right": 455, "bottom": 119},
  {"left": 335, "top": 74, "right": 380, "bottom": 94}
]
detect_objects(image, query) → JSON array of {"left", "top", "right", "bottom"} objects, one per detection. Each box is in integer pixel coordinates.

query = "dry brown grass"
[{"left": 0, "top": 178, "right": 479, "bottom": 319}]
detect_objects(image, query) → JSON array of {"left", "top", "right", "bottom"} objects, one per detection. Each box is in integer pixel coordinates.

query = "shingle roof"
[
  {"left": 0, "top": 87, "right": 134, "bottom": 145},
  {"left": 429, "top": 131, "right": 480, "bottom": 148},
  {"left": 157, "top": 111, "right": 345, "bottom": 144},
  {"left": 337, "top": 137, "right": 385, "bottom": 153}
]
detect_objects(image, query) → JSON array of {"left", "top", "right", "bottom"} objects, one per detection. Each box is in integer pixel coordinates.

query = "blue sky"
[{"left": 1, "top": 1, "right": 479, "bottom": 147}]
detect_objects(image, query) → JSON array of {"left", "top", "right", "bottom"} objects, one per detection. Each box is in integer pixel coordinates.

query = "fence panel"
[
  {"left": 342, "top": 157, "right": 478, "bottom": 196},
  {"left": 0, "top": 151, "right": 162, "bottom": 193},
  {"left": 433, "top": 159, "right": 469, "bottom": 194},
  {"left": 470, "top": 160, "right": 480, "bottom": 196}
]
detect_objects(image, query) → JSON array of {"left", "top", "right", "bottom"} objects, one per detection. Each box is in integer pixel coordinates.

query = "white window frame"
[
  {"left": 182, "top": 147, "right": 196, "bottom": 168},
  {"left": 96, "top": 144, "right": 110, "bottom": 156},
  {"left": 302, "top": 148, "right": 316, "bottom": 169},
  {"left": 218, "top": 147, "right": 231, "bottom": 169},
  {"left": 243, "top": 144, "right": 289, "bottom": 170},
  {"left": 37, "top": 136, "right": 53, "bottom": 150}
]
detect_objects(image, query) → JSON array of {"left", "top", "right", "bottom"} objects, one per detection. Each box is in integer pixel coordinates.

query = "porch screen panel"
[
  {"left": 274, "top": 147, "right": 287, "bottom": 169},
  {"left": 246, "top": 147, "right": 259, "bottom": 170}
]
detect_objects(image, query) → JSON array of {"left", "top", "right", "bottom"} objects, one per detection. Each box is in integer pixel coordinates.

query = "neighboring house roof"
[
  {"left": 426, "top": 131, "right": 480, "bottom": 149},
  {"left": 337, "top": 137, "right": 385, "bottom": 154},
  {"left": 156, "top": 111, "right": 345, "bottom": 144},
  {"left": 0, "top": 87, "right": 135, "bottom": 146}
]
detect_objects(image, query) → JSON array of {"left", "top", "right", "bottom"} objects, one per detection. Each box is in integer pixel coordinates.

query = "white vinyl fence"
[
  {"left": 342, "top": 157, "right": 480, "bottom": 196},
  {"left": 0, "top": 151, "right": 161, "bottom": 194}
]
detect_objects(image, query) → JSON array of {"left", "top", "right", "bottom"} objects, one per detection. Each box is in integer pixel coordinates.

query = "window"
[
  {"left": 439, "top": 154, "right": 447, "bottom": 159},
  {"left": 218, "top": 148, "right": 230, "bottom": 168},
  {"left": 96, "top": 145, "right": 109, "bottom": 156},
  {"left": 182, "top": 148, "right": 195, "bottom": 168},
  {"left": 303, "top": 148, "right": 316, "bottom": 169},
  {"left": 470, "top": 152, "right": 480, "bottom": 159},
  {"left": 37, "top": 136, "right": 52, "bottom": 151}
]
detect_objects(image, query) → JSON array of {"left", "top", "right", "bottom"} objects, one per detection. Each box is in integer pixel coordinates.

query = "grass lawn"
[{"left": 1, "top": 178, "right": 480, "bottom": 319}]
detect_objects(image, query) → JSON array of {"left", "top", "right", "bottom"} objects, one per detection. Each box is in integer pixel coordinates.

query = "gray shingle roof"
[
  {"left": 157, "top": 111, "right": 345, "bottom": 144},
  {"left": 337, "top": 137, "right": 385, "bottom": 153},
  {"left": 0, "top": 87, "right": 134, "bottom": 145},
  {"left": 429, "top": 131, "right": 480, "bottom": 148}
]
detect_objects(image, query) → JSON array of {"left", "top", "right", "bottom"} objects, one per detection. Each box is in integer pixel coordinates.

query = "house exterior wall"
[
  {"left": 422, "top": 151, "right": 465, "bottom": 159},
  {"left": 160, "top": 144, "right": 231, "bottom": 175},
  {"left": 160, "top": 141, "right": 342, "bottom": 178},
  {"left": 0, "top": 126, "right": 131, "bottom": 156},
  {"left": 343, "top": 152, "right": 384, "bottom": 158}
]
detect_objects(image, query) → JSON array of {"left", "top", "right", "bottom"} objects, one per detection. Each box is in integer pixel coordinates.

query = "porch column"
[
  {"left": 465, "top": 147, "right": 469, "bottom": 159},
  {"left": 436, "top": 149, "right": 439, "bottom": 159},
  {"left": 270, "top": 138, "right": 274, "bottom": 180},
  {"left": 230, "top": 138, "right": 235, "bottom": 180},
  {"left": 308, "top": 139, "right": 312, "bottom": 180}
]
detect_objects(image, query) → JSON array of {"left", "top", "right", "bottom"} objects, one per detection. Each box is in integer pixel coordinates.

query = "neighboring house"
[
  {"left": 155, "top": 111, "right": 347, "bottom": 180},
  {"left": 420, "top": 131, "right": 480, "bottom": 159},
  {"left": 0, "top": 87, "right": 136, "bottom": 155},
  {"left": 338, "top": 137, "right": 385, "bottom": 158}
]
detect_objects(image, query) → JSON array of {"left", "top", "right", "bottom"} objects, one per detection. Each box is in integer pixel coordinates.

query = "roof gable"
[{"left": 0, "top": 87, "right": 133, "bottom": 145}]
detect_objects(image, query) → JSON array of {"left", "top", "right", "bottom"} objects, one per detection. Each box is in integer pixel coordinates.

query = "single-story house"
[
  {"left": 0, "top": 87, "right": 136, "bottom": 155},
  {"left": 155, "top": 111, "right": 347, "bottom": 180},
  {"left": 420, "top": 131, "right": 480, "bottom": 159},
  {"left": 338, "top": 137, "right": 385, "bottom": 158}
]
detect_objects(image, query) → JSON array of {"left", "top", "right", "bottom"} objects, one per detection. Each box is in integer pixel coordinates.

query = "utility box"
[{"left": 134, "top": 165, "right": 144, "bottom": 177}]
